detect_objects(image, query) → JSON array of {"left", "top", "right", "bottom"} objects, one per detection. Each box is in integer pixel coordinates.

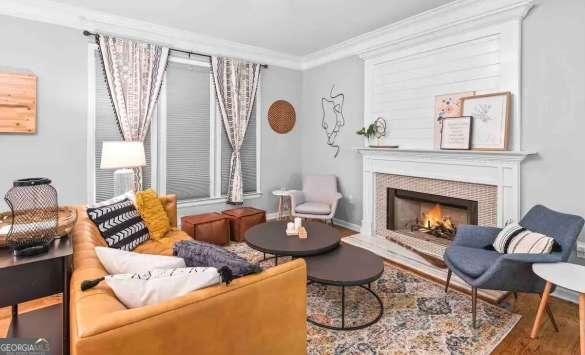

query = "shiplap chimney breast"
[{"left": 359, "top": 0, "right": 534, "bottom": 151}]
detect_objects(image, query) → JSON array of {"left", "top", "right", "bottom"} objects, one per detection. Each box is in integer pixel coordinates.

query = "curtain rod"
[{"left": 83, "top": 30, "right": 268, "bottom": 69}]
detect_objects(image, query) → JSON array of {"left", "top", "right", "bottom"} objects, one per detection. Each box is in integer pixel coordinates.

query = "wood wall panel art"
[
  {"left": 0, "top": 72, "right": 37, "bottom": 134},
  {"left": 268, "top": 100, "right": 296, "bottom": 134}
]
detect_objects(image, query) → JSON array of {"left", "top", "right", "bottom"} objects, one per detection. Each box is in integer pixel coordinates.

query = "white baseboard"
[
  {"left": 266, "top": 212, "right": 279, "bottom": 221},
  {"left": 332, "top": 218, "right": 361, "bottom": 232}
]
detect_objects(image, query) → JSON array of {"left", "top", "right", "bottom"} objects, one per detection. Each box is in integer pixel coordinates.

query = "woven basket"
[
  {"left": 268, "top": 100, "right": 296, "bottom": 134},
  {"left": 0, "top": 207, "right": 77, "bottom": 247}
]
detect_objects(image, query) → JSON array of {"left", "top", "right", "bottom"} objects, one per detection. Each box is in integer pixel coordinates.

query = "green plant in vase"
[{"left": 356, "top": 117, "right": 387, "bottom": 146}]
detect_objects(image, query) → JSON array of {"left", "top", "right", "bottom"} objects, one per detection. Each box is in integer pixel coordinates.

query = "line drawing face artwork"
[{"left": 321, "top": 85, "right": 345, "bottom": 158}]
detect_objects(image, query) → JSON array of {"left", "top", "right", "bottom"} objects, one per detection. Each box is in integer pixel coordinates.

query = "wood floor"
[{"left": 0, "top": 225, "right": 581, "bottom": 354}]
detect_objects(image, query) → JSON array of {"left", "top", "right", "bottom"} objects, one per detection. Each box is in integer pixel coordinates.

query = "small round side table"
[
  {"left": 272, "top": 190, "right": 291, "bottom": 221},
  {"left": 531, "top": 262, "right": 585, "bottom": 355}
]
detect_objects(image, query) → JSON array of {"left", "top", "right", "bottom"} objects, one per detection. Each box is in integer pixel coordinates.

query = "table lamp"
[{"left": 100, "top": 141, "right": 146, "bottom": 196}]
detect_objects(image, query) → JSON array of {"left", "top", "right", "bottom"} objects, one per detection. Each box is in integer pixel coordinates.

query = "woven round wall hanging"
[{"left": 268, "top": 100, "right": 296, "bottom": 134}]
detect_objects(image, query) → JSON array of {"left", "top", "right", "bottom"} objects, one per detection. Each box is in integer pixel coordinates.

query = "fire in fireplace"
[{"left": 387, "top": 188, "right": 478, "bottom": 241}]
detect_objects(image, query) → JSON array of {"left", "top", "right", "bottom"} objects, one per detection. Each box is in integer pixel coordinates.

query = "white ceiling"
[{"left": 50, "top": 0, "right": 453, "bottom": 56}]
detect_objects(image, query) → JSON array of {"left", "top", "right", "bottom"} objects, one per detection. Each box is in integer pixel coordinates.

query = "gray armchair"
[
  {"left": 444, "top": 205, "right": 584, "bottom": 328},
  {"left": 289, "top": 175, "right": 342, "bottom": 224}
]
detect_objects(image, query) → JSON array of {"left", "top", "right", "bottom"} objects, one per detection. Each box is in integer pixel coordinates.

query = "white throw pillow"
[
  {"left": 105, "top": 267, "right": 221, "bottom": 308},
  {"left": 95, "top": 246, "right": 185, "bottom": 274},
  {"left": 91, "top": 191, "right": 136, "bottom": 208},
  {"left": 493, "top": 223, "right": 554, "bottom": 254}
]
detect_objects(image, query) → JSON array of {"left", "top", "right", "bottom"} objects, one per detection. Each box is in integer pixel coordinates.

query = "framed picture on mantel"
[
  {"left": 440, "top": 116, "right": 472, "bottom": 150},
  {"left": 461, "top": 92, "right": 511, "bottom": 151}
]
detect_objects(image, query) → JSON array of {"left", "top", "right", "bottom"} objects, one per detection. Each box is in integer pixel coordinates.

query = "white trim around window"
[{"left": 87, "top": 44, "right": 262, "bottom": 206}]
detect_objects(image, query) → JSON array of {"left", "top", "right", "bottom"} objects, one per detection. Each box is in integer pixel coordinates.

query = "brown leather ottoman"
[
  {"left": 181, "top": 213, "right": 230, "bottom": 246},
  {"left": 222, "top": 207, "right": 267, "bottom": 242}
]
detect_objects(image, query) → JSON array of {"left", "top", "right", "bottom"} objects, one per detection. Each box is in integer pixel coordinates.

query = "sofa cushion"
[
  {"left": 445, "top": 245, "right": 501, "bottom": 278},
  {"left": 87, "top": 199, "right": 150, "bottom": 251},
  {"left": 134, "top": 229, "right": 191, "bottom": 256},
  {"left": 294, "top": 202, "right": 331, "bottom": 215},
  {"left": 136, "top": 189, "right": 171, "bottom": 240}
]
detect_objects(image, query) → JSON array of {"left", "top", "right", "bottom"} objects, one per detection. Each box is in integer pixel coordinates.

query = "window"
[{"left": 88, "top": 46, "right": 260, "bottom": 205}]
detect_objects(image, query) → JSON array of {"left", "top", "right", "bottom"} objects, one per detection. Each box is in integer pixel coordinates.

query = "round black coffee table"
[
  {"left": 305, "top": 244, "right": 384, "bottom": 331},
  {"left": 245, "top": 221, "right": 340, "bottom": 265}
]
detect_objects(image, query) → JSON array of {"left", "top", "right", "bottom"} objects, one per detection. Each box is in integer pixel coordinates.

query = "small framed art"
[
  {"left": 440, "top": 116, "right": 472, "bottom": 150},
  {"left": 461, "top": 92, "right": 511, "bottom": 150},
  {"left": 433, "top": 91, "right": 474, "bottom": 148}
]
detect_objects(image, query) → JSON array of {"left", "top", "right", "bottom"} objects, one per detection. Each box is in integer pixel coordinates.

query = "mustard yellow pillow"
[{"left": 135, "top": 189, "right": 171, "bottom": 240}]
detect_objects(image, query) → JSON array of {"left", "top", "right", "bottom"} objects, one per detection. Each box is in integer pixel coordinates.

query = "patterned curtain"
[
  {"left": 211, "top": 57, "right": 261, "bottom": 204},
  {"left": 97, "top": 34, "right": 169, "bottom": 190}
]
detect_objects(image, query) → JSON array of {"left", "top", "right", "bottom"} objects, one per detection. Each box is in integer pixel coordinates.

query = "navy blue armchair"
[{"left": 444, "top": 205, "right": 584, "bottom": 328}]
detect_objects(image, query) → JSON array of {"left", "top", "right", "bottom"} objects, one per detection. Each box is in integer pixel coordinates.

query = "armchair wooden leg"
[
  {"left": 445, "top": 269, "right": 452, "bottom": 293},
  {"left": 472, "top": 287, "right": 478, "bottom": 329},
  {"left": 531, "top": 281, "right": 553, "bottom": 338}
]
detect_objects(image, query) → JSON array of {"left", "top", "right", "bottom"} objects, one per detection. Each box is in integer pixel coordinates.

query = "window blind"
[
  {"left": 165, "top": 61, "right": 211, "bottom": 200},
  {"left": 221, "top": 103, "right": 257, "bottom": 195},
  {"left": 94, "top": 50, "right": 151, "bottom": 203}
]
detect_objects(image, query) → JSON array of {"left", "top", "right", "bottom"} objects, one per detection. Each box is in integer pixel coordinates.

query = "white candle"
[{"left": 294, "top": 217, "right": 302, "bottom": 231}]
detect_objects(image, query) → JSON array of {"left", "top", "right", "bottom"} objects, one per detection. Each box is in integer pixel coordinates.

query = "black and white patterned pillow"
[
  {"left": 493, "top": 223, "right": 554, "bottom": 254},
  {"left": 87, "top": 199, "right": 150, "bottom": 251}
]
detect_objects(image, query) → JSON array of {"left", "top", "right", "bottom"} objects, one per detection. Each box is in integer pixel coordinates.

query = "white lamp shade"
[{"left": 100, "top": 141, "right": 146, "bottom": 169}]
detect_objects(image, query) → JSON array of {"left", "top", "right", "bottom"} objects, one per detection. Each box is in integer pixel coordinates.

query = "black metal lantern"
[{"left": 4, "top": 178, "right": 58, "bottom": 256}]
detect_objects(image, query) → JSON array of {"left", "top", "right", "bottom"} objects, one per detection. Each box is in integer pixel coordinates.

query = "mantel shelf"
[{"left": 354, "top": 147, "right": 537, "bottom": 162}]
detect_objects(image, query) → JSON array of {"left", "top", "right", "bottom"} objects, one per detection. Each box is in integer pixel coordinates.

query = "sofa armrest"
[
  {"left": 72, "top": 259, "right": 307, "bottom": 355},
  {"left": 452, "top": 224, "right": 501, "bottom": 249}
]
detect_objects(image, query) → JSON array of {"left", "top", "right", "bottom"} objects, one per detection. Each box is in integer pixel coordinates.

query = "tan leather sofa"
[{"left": 70, "top": 195, "right": 307, "bottom": 355}]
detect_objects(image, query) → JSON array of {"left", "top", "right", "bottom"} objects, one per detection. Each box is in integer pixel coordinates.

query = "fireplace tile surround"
[{"left": 376, "top": 173, "right": 498, "bottom": 240}]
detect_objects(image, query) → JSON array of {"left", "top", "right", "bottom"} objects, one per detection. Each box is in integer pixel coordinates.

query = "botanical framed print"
[
  {"left": 461, "top": 92, "right": 511, "bottom": 150},
  {"left": 440, "top": 116, "right": 472, "bottom": 150},
  {"left": 433, "top": 91, "right": 475, "bottom": 149}
]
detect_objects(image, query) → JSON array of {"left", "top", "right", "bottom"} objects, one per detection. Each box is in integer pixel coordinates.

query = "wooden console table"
[{"left": 0, "top": 237, "right": 72, "bottom": 355}]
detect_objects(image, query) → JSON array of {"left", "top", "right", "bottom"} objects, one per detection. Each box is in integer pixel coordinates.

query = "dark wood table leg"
[
  {"left": 341, "top": 286, "right": 345, "bottom": 329},
  {"left": 275, "top": 255, "right": 278, "bottom": 266}
]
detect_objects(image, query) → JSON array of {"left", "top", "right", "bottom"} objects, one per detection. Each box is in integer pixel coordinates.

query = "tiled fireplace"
[{"left": 376, "top": 173, "right": 497, "bottom": 266}]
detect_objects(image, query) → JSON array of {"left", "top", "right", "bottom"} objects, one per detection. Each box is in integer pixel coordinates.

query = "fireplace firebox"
[{"left": 387, "top": 188, "right": 478, "bottom": 241}]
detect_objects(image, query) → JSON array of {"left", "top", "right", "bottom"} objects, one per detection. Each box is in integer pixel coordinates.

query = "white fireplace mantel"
[{"left": 355, "top": 147, "right": 536, "bottom": 236}]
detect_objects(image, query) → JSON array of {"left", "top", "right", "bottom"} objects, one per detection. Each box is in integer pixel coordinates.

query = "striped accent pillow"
[
  {"left": 87, "top": 199, "right": 150, "bottom": 251},
  {"left": 493, "top": 223, "right": 554, "bottom": 254}
]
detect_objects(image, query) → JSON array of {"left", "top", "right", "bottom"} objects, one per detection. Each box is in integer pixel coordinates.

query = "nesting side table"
[{"left": 531, "top": 262, "right": 585, "bottom": 355}]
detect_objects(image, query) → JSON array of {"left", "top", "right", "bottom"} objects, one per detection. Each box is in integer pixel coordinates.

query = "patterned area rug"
[{"left": 225, "top": 242, "right": 520, "bottom": 354}]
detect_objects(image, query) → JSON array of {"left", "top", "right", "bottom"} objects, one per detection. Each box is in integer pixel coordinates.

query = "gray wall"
[
  {"left": 0, "top": 15, "right": 303, "bottom": 217},
  {"left": 300, "top": 56, "right": 364, "bottom": 225},
  {"left": 299, "top": 0, "right": 585, "bottom": 245},
  {"left": 0, "top": 16, "right": 88, "bottom": 209}
]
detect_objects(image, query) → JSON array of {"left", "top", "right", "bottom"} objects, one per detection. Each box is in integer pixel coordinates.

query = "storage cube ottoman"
[
  {"left": 181, "top": 213, "right": 230, "bottom": 246},
  {"left": 222, "top": 207, "right": 267, "bottom": 242}
]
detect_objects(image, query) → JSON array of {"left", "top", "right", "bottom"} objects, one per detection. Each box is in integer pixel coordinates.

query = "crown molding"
[
  {"left": 0, "top": 0, "right": 534, "bottom": 71},
  {"left": 300, "top": 0, "right": 534, "bottom": 69},
  {"left": 0, "top": 0, "right": 304, "bottom": 70}
]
